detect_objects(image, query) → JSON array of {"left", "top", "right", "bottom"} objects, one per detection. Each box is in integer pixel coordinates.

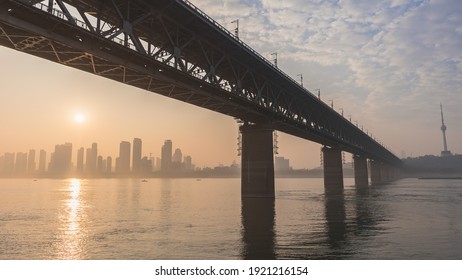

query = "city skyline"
[
  {"left": 0, "top": 135, "right": 307, "bottom": 178},
  {"left": 1, "top": 0, "right": 461, "bottom": 169},
  {"left": 0, "top": 137, "right": 199, "bottom": 177}
]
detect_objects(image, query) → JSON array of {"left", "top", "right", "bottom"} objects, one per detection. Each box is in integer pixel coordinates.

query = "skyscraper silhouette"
[
  {"left": 184, "top": 155, "right": 193, "bottom": 170},
  {"left": 172, "top": 148, "right": 183, "bottom": 170},
  {"left": 77, "top": 147, "right": 84, "bottom": 174},
  {"left": 27, "top": 149, "right": 36, "bottom": 174},
  {"left": 38, "top": 150, "right": 46, "bottom": 173},
  {"left": 132, "top": 138, "right": 142, "bottom": 173},
  {"left": 97, "top": 155, "right": 104, "bottom": 174},
  {"left": 161, "top": 140, "right": 172, "bottom": 171},
  {"left": 85, "top": 143, "right": 98, "bottom": 174},
  {"left": 172, "top": 148, "right": 182, "bottom": 163},
  {"left": 116, "top": 141, "right": 131, "bottom": 174},
  {"left": 15, "top": 152, "right": 28, "bottom": 175},
  {"left": 3, "top": 153, "right": 15, "bottom": 174},
  {"left": 49, "top": 143, "right": 72, "bottom": 176},
  {"left": 106, "top": 156, "right": 112, "bottom": 174}
]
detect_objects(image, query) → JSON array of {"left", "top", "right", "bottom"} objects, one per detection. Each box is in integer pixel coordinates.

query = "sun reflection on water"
[
  {"left": 68, "top": 179, "right": 81, "bottom": 232},
  {"left": 55, "top": 178, "right": 87, "bottom": 259}
]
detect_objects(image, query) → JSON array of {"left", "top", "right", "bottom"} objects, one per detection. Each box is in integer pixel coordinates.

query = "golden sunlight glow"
[
  {"left": 68, "top": 178, "right": 81, "bottom": 232},
  {"left": 56, "top": 178, "right": 85, "bottom": 259},
  {"left": 73, "top": 113, "right": 86, "bottom": 124}
]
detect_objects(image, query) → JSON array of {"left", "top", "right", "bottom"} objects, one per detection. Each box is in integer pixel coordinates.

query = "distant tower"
[{"left": 440, "top": 103, "right": 451, "bottom": 157}]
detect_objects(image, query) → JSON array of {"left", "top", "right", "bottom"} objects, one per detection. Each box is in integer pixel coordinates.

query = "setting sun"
[{"left": 73, "top": 113, "right": 86, "bottom": 124}]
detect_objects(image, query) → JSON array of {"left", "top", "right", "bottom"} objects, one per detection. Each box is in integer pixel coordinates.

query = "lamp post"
[
  {"left": 231, "top": 19, "right": 239, "bottom": 38},
  {"left": 315, "top": 89, "right": 320, "bottom": 99},
  {"left": 271, "top": 52, "right": 278, "bottom": 68},
  {"left": 297, "top": 73, "right": 303, "bottom": 87}
]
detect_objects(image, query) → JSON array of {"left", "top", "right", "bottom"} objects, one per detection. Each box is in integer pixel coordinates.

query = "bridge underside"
[
  {"left": 0, "top": 16, "right": 363, "bottom": 155},
  {"left": 0, "top": 11, "right": 263, "bottom": 123}
]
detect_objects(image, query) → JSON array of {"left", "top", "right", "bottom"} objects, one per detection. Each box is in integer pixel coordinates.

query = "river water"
[{"left": 0, "top": 177, "right": 461, "bottom": 259}]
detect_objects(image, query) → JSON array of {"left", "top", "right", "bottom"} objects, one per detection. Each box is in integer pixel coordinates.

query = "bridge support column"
[
  {"left": 391, "top": 167, "right": 399, "bottom": 181},
  {"left": 370, "top": 160, "right": 382, "bottom": 185},
  {"left": 381, "top": 164, "right": 390, "bottom": 183},
  {"left": 322, "top": 146, "right": 344, "bottom": 189},
  {"left": 353, "top": 155, "right": 369, "bottom": 187},
  {"left": 240, "top": 123, "right": 275, "bottom": 198}
]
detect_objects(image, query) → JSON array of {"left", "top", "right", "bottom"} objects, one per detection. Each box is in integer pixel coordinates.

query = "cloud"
[{"left": 190, "top": 0, "right": 462, "bottom": 155}]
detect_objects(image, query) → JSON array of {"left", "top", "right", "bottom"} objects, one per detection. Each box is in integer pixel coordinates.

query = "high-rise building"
[
  {"left": 85, "top": 148, "right": 92, "bottom": 173},
  {"left": 161, "top": 140, "right": 172, "bottom": 171},
  {"left": 171, "top": 148, "right": 183, "bottom": 170},
  {"left": 106, "top": 156, "right": 112, "bottom": 173},
  {"left": 173, "top": 148, "right": 182, "bottom": 163},
  {"left": 116, "top": 141, "right": 131, "bottom": 174},
  {"left": 140, "top": 156, "right": 152, "bottom": 173},
  {"left": 38, "top": 150, "right": 46, "bottom": 173},
  {"left": 49, "top": 143, "right": 73, "bottom": 176},
  {"left": 76, "top": 147, "right": 84, "bottom": 174},
  {"left": 85, "top": 143, "right": 98, "bottom": 173},
  {"left": 132, "top": 138, "right": 142, "bottom": 173},
  {"left": 275, "top": 156, "right": 291, "bottom": 171},
  {"left": 2, "top": 153, "right": 15, "bottom": 174},
  {"left": 184, "top": 155, "right": 192, "bottom": 170},
  {"left": 155, "top": 157, "right": 161, "bottom": 171},
  {"left": 27, "top": 149, "right": 36, "bottom": 174},
  {"left": 97, "top": 155, "right": 104, "bottom": 174},
  {"left": 15, "top": 152, "right": 28, "bottom": 175}
]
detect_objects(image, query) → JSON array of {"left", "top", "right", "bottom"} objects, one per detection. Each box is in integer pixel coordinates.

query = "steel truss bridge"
[{"left": 0, "top": 0, "right": 401, "bottom": 166}]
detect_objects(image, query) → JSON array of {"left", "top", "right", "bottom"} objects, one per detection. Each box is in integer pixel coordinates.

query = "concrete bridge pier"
[
  {"left": 381, "top": 163, "right": 390, "bottom": 183},
  {"left": 390, "top": 166, "right": 400, "bottom": 181},
  {"left": 322, "top": 146, "right": 344, "bottom": 189},
  {"left": 353, "top": 155, "right": 369, "bottom": 187},
  {"left": 370, "top": 160, "right": 382, "bottom": 185},
  {"left": 240, "top": 123, "right": 275, "bottom": 198}
]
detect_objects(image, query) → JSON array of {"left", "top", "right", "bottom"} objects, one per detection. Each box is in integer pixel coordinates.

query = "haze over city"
[{"left": 1, "top": 0, "right": 461, "bottom": 169}]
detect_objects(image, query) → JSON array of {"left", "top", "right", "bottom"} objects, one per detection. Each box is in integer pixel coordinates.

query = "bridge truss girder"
[{"left": 0, "top": 0, "right": 401, "bottom": 165}]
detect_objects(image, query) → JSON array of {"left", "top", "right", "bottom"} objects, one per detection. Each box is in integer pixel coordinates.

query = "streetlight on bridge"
[
  {"left": 315, "top": 89, "right": 321, "bottom": 99},
  {"left": 231, "top": 19, "right": 239, "bottom": 38},
  {"left": 297, "top": 73, "right": 303, "bottom": 87},
  {"left": 271, "top": 52, "right": 278, "bottom": 68},
  {"left": 328, "top": 99, "right": 334, "bottom": 109}
]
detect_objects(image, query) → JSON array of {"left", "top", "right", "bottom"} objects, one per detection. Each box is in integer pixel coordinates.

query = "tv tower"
[{"left": 440, "top": 103, "right": 451, "bottom": 157}]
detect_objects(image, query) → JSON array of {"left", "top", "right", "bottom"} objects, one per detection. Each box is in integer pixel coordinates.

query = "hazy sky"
[{"left": 1, "top": 0, "right": 461, "bottom": 168}]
